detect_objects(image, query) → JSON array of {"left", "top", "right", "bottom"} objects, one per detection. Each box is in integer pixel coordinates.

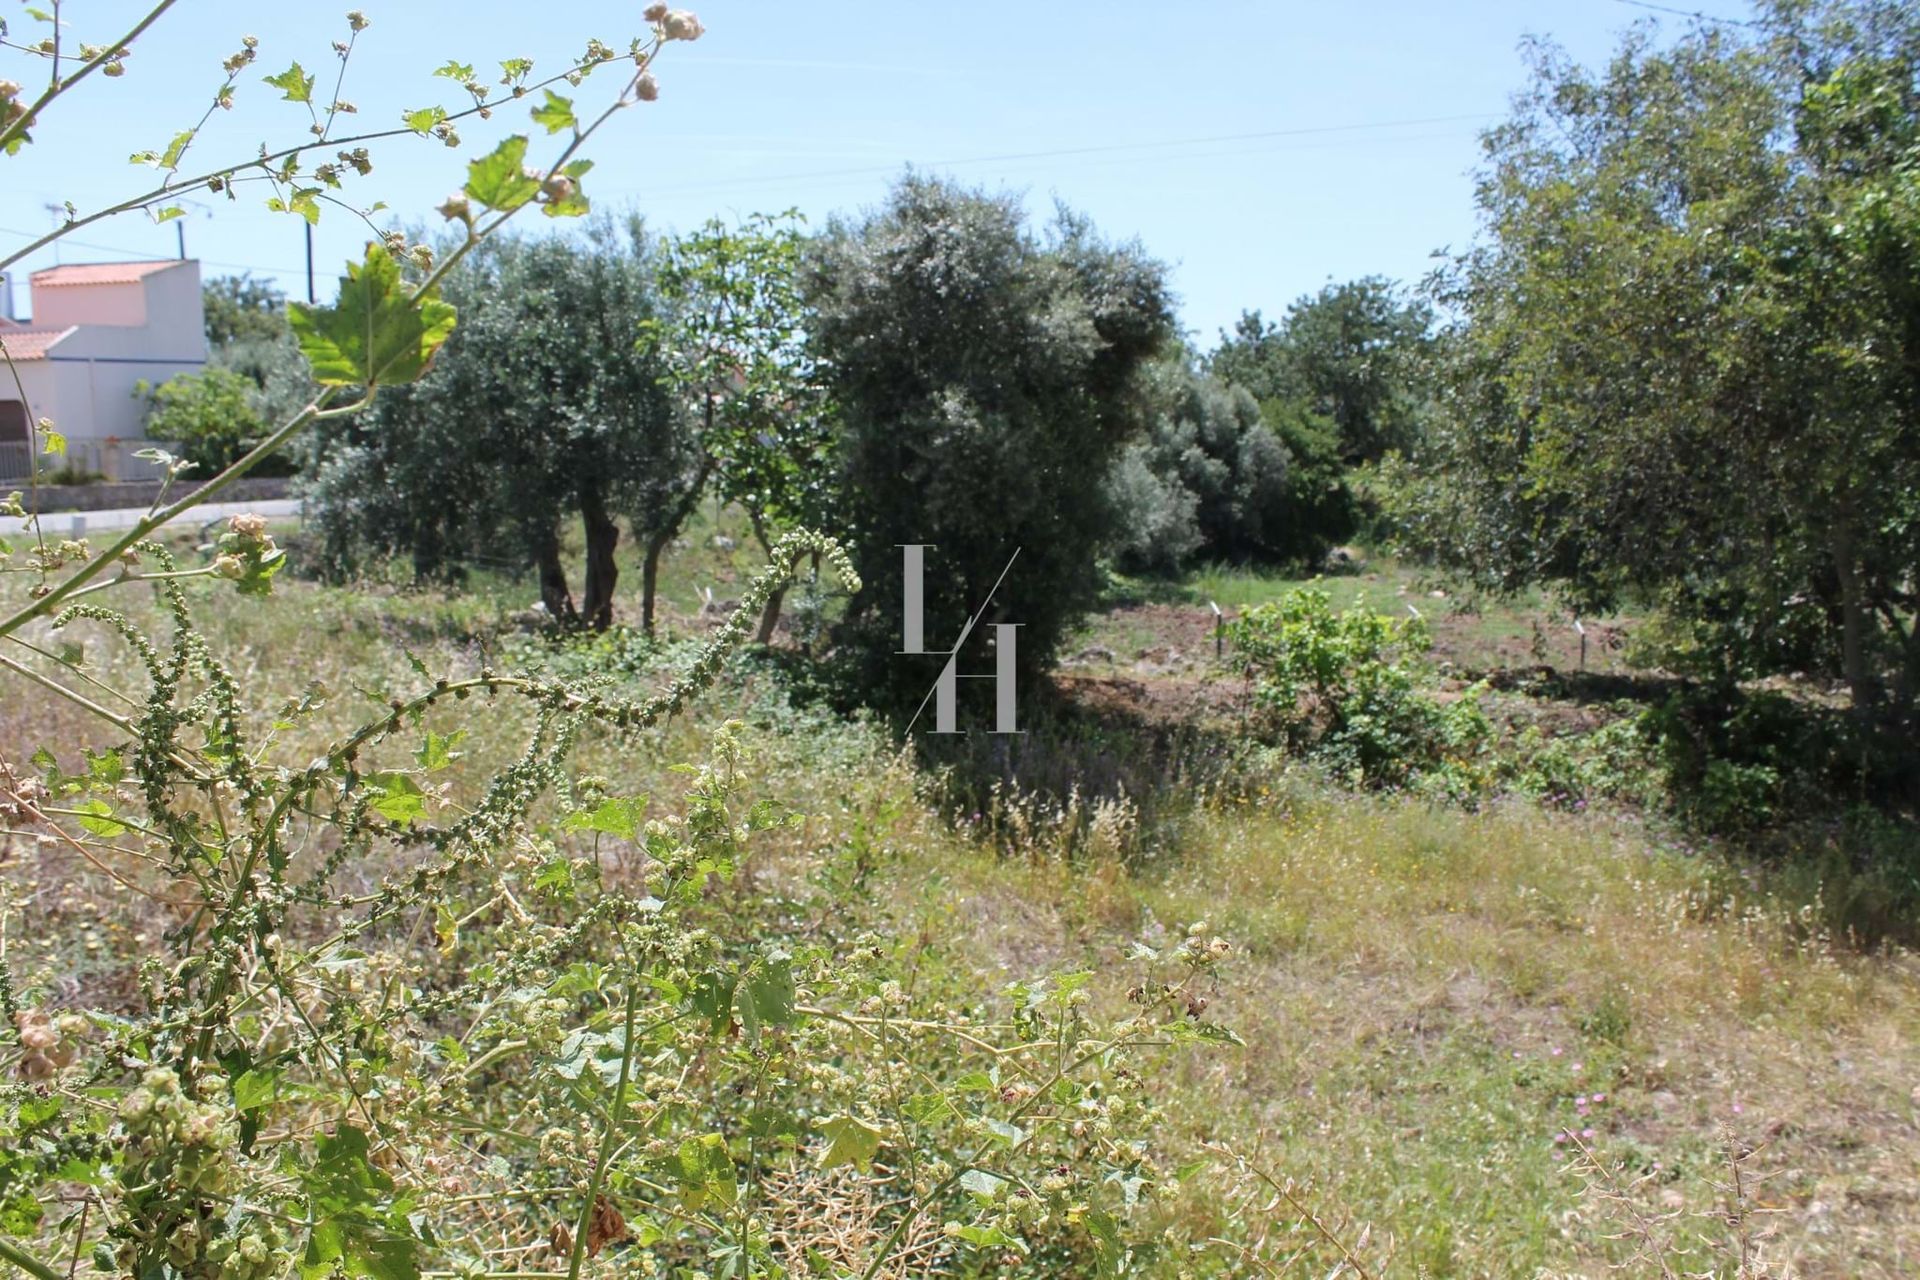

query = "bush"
[
  {"left": 1107, "top": 360, "right": 1294, "bottom": 573},
  {"left": 138, "top": 366, "right": 296, "bottom": 479},
  {"left": 1228, "top": 586, "right": 1490, "bottom": 788}
]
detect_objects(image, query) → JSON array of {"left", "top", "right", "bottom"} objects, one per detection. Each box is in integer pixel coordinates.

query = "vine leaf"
[
  {"left": 464, "top": 135, "right": 541, "bottom": 211},
  {"left": 816, "top": 1114, "right": 884, "bottom": 1173},
  {"left": 288, "top": 244, "right": 457, "bottom": 387},
  {"left": 365, "top": 771, "right": 427, "bottom": 825},
  {"left": 531, "top": 90, "right": 576, "bottom": 134},
  {"left": 264, "top": 62, "right": 316, "bottom": 104}
]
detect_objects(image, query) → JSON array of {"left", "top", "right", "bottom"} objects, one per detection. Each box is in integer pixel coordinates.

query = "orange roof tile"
[
  {"left": 30, "top": 260, "right": 184, "bottom": 287},
  {"left": 0, "top": 327, "right": 75, "bottom": 360}
]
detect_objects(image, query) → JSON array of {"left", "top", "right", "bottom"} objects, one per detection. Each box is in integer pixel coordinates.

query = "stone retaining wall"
[{"left": 15, "top": 476, "right": 291, "bottom": 513}]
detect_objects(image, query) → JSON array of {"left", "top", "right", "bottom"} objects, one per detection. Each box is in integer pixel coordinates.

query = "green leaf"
[
  {"left": 464, "top": 135, "right": 540, "bottom": 211},
  {"left": 403, "top": 105, "right": 446, "bottom": 134},
  {"left": 736, "top": 950, "right": 795, "bottom": 1043},
  {"left": 232, "top": 1067, "right": 284, "bottom": 1112},
  {"left": 816, "top": 1115, "right": 884, "bottom": 1172},
  {"left": 365, "top": 771, "right": 427, "bottom": 825},
  {"left": 689, "top": 970, "right": 736, "bottom": 1034},
  {"left": 958, "top": 1169, "right": 1007, "bottom": 1202},
  {"left": 1084, "top": 1207, "right": 1124, "bottom": 1276},
  {"left": 264, "top": 62, "right": 316, "bottom": 104},
  {"left": 1166, "top": 1019, "right": 1245, "bottom": 1047},
  {"left": 287, "top": 243, "right": 458, "bottom": 387},
  {"left": 152, "top": 205, "right": 186, "bottom": 223},
  {"left": 268, "top": 188, "right": 323, "bottom": 226},
  {"left": 672, "top": 1134, "right": 737, "bottom": 1211},
  {"left": 73, "top": 798, "right": 127, "bottom": 837},
  {"left": 159, "top": 130, "right": 193, "bottom": 170},
  {"left": 299, "top": 1126, "right": 420, "bottom": 1280},
  {"left": 414, "top": 729, "right": 467, "bottom": 773},
  {"left": 977, "top": 1118, "right": 1025, "bottom": 1147},
  {"left": 563, "top": 794, "right": 646, "bottom": 839},
  {"left": 84, "top": 747, "right": 124, "bottom": 786},
  {"left": 531, "top": 89, "right": 575, "bottom": 134},
  {"left": 948, "top": 1223, "right": 1024, "bottom": 1252},
  {"left": 902, "top": 1092, "right": 959, "bottom": 1125}
]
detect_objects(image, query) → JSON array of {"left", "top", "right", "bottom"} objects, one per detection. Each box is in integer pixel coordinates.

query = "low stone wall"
[{"left": 17, "top": 476, "right": 291, "bottom": 513}]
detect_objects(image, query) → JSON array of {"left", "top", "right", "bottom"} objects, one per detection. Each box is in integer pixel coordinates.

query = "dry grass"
[{"left": 4, "top": 539, "right": 1919, "bottom": 1277}]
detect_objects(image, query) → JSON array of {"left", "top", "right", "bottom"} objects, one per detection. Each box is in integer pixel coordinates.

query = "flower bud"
[
  {"left": 635, "top": 73, "right": 659, "bottom": 102},
  {"left": 644, "top": 3, "right": 669, "bottom": 19},
  {"left": 662, "top": 10, "right": 704, "bottom": 40},
  {"left": 213, "top": 554, "right": 246, "bottom": 580}
]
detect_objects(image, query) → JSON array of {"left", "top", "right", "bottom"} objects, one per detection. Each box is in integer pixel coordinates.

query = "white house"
[{"left": 0, "top": 259, "right": 208, "bottom": 482}]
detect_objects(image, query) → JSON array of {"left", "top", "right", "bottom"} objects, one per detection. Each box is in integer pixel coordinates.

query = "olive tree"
[
  {"left": 309, "top": 219, "right": 687, "bottom": 628},
  {"left": 805, "top": 175, "right": 1173, "bottom": 705},
  {"left": 1106, "top": 358, "right": 1294, "bottom": 572}
]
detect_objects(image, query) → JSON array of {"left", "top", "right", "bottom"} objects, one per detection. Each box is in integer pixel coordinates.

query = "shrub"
[
  {"left": 138, "top": 366, "right": 295, "bottom": 479},
  {"left": 1107, "top": 361, "right": 1295, "bottom": 573},
  {"left": 0, "top": 533, "right": 1236, "bottom": 1277},
  {"left": 1228, "top": 586, "right": 1490, "bottom": 788}
]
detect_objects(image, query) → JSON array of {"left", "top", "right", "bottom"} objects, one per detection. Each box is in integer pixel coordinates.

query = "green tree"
[
  {"left": 309, "top": 219, "right": 685, "bottom": 628},
  {"left": 1211, "top": 276, "right": 1433, "bottom": 466},
  {"left": 806, "top": 175, "right": 1173, "bottom": 706},
  {"left": 1107, "top": 357, "right": 1294, "bottom": 572},
  {"left": 139, "top": 365, "right": 294, "bottom": 477},
  {"left": 641, "top": 211, "right": 835, "bottom": 638},
  {"left": 202, "top": 273, "right": 289, "bottom": 348},
  {"left": 1404, "top": 1, "right": 1920, "bottom": 719}
]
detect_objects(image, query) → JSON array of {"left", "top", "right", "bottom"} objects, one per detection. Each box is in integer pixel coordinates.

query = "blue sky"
[{"left": 1, "top": 0, "right": 1758, "bottom": 344}]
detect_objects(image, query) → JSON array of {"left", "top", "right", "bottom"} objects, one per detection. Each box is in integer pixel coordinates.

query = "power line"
[
  {"left": 614, "top": 111, "right": 1500, "bottom": 199},
  {"left": 1609, "top": 0, "right": 1769, "bottom": 29},
  {"left": 0, "top": 225, "right": 303, "bottom": 276}
]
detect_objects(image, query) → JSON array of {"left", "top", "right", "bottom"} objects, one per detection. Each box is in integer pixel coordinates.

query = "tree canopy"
[
  {"left": 1211, "top": 276, "right": 1433, "bottom": 466},
  {"left": 805, "top": 174, "right": 1174, "bottom": 706},
  {"left": 308, "top": 219, "right": 685, "bottom": 628},
  {"left": 1399, "top": 0, "right": 1920, "bottom": 718}
]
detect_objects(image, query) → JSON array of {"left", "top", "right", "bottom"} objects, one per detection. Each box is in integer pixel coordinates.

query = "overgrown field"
[{"left": 3, "top": 523, "right": 1918, "bottom": 1278}]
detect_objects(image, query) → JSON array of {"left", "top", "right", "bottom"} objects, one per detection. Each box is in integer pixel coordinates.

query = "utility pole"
[
  {"left": 304, "top": 222, "right": 316, "bottom": 303},
  {"left": 175, "top": 220, "right": 185, "bottom": 260}
]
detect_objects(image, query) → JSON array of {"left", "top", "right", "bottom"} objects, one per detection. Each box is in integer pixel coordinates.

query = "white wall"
[{"left": 36, "top": 262, "right": 209, "bottom": 443}]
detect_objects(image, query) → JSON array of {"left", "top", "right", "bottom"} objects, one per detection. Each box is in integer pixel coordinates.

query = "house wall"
[
  {"left": 31, "top": 280, "right": 148, "bottom": 329},
  {"left": 0, "top": 362, "right": 58, "bottom": 481},
  {"left": 3, "top": 263, "right": 209, "bottom": 472},
  {"left": 49, "top": 325, "right": 208, "bottom": 441},
  {"left": 140, "top": 262, "right": 208, "bottom": 361}
]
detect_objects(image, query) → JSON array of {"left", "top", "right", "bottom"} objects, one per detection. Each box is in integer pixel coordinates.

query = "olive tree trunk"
[{"left": 579, "top": 485, "right": 621, "bottom": 632}]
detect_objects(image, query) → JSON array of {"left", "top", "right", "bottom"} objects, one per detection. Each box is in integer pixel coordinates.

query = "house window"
[{"left": 0, "top": 400, "right": 26, "bottom": 443}]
